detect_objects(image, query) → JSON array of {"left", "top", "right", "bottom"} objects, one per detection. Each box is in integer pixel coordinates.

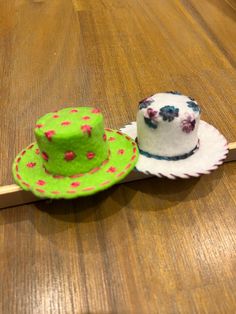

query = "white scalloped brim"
[{"left": 120, "top": 120, "right": 228, "bottom": 179}]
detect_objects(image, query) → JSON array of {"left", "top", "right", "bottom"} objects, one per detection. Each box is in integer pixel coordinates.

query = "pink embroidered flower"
[
  {"left": 147, "top": 107, "right": 158, "bottom": 119},
  {"left": 107, "top": 166, "right": 116, "bottom": 173},
  {"left": 91, "top": 108, "right": 101, "bottom": 114},
  {"left": 70, "top": 109, "right": 78, "bottom": 113},
  {"left": 82, "top": 116, "right": 90, "bottom": 120},
  {"left": 35, "top": 148, "right": 40, "bottom": 155},
  {"left": 64, "top": 151, "right": 76, "bottom": 161},
  {"left": 144, "top": 108, "right": 158, "bottom": 129},
  {"left": 103, "top": 134, "right": 107, "bottom": 141},
  {"left": 87, "top": 152, "right": 95, "bottom": 159},
  {"left": 27, "top": 162, "right": 36, "bottom": 168},
  {"left": 44, "top": 130, "right": 55, "bottom": 141},
  {"left": 118, "top": 149, "right": 125, "bottom": 155},
  {"left": 108, "top": 137, "right": 115, "bottom": 142},
  {"left": 81, "top": 125, "right": 92, "bottom": 136},
  {"left": 61, "top": 121, "right": 71, "bottom": 126},
  {"left": 52, "top": 114, "right": 59, "bottom": 118},
  {"left": 37, "top": 180, "right": 46, "bottom": 186},
  {"left": 181, "top": 114, "right": 196, "bottom": 133},
  {"left": 71, "top": 182, "right": 80, "bottom": 188}
]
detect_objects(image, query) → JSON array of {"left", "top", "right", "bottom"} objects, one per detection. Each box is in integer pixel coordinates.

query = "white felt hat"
[{"left": 120, "top": 92, "right": 228, "bottom": 179}]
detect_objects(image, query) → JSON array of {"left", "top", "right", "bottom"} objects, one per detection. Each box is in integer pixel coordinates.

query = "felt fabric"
[
  {"left": 12, "top": 107, "right": 139, "bottom": 199},
  {"left": 34, "top": 107, "right": 109, "bottom": 176},
  {"left": 120, "top": 121, "right": 228, "bottom": 179},
  {"left": 137, "top": 93, "right": 200, "bottom": 157}
]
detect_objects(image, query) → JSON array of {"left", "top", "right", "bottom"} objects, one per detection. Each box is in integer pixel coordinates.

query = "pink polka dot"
[
  {"left": 37, "top": 180, "right": 46, "bottom": 186},
  {"left": 64, "top": 151, "right": 76, "bottom": 161},
  {"left": 52, "top": 191, "right": 60, "bottom": 195},
  {"left": 21, "top": 150, "right": 26, "bottom": 156},
  {"left": 118, "top": 149, "right": 125, "bottom": 155},
  {"left": 27, "top": 162, "right": 36, "bottom": 168},
  {"left": 45, "top": 130, "right": 55, "bottom": 141},
  {"left": 81, "top": 125, "right": 92, "bottom": 136},
  {"left": 103, "top": 134, "right": 107, "bottom": 141},
  {"left": 16, "top": 174, "right": 21, "bottom": 180},
  {"left": 17, "top": 157, "right": 21, "bottom": 163},
  {"left": 82, "top": 116, "right": 90, "bottom": 120},
  {"left": 53, "top": 114, "right": 59, "bottom": 118},
  {"left": 36, "top": 124, "right": 43, "bottom": 128},
  {"left": 70, "top": 109, "right": 78, "bottom": 113},
  {"left": 15, "top": 165, "right": 18, "bottom": 172},
  {"left": 91, "top": 108, "right": 101, "bottom": 114},
  {"left": 133, "top": 147, "right": 137, "bottom": 153},
  {"left": 71, "top": 182, "right": 80, "bottom": 188},
  {"left": 42, "top": 152, "right": 49, "bottom": 161},
  {"left": 35, "top": 148, "right": 40, "bottom": 155},
  {"left": 87, "top": 152, "right": 95, "bottom": 159},
  {"left": 131, "top": 155, "right": 136, "bottom": 161},
  {"left": 108, "top": 137, "right": 115, "bottom": 142},
  {"left": 107, "top": 166, "right": 116, "bottom": 173},
  {"left": 61, "top": 121, "right": 71, "bottom": 126}
]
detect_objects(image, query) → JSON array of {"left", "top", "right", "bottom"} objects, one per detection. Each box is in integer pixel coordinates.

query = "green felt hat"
[{"left": 12, "top": 107, "right": 139, "bottom": 199}]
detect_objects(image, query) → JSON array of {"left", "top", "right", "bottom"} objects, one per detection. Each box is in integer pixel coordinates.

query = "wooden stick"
[{"left": 0, "top": 142, "right": 235, "bottom": 209}]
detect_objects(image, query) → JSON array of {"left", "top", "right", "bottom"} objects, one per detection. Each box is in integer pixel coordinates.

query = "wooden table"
[{"left": 1, "top": 0, "right": 236, "bottom": 312}]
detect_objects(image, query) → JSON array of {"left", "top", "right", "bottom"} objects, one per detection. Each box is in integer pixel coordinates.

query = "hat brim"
[
  {"left": 12, "top": 129, "right": 139, "bottom": 198},
  {"left": 120, "top": 121, "right": 228, "bottom": 179}
]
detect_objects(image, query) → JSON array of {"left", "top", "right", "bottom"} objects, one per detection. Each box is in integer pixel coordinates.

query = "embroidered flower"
[
  {"left": 139, "top": 97, "right": 154, "bottom": 110},
  {"left": 144, "top": 107, "right": 158, "bottom": 129},
  {"left": 159, "top": 105, "right": 179, "bottom": 122},
  {"left": 166, "top": 91, "right": 182, "bottom": 95},
  {"left": 187, "top": 101, "right": 200, "bottom": 113},
  {"left": 181, "top": 114, "right": 196, "bottom": 133}
]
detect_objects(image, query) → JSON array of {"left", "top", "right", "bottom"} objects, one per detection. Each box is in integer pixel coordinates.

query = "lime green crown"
[{"left": 34, "top": 107, "right": 109, "bottom": 176}]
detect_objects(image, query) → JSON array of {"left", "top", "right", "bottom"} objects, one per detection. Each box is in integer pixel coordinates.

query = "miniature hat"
[
  {"left": 120, "top": 92, "right": 228, "bottom": 179},
  {"left": 12, "top": 107, "right": 139, "bottom": 198}
]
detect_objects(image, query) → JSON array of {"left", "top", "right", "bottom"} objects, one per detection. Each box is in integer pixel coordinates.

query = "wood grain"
[{"left": 0, "top": 0, "right": 236, "bottom": 313}]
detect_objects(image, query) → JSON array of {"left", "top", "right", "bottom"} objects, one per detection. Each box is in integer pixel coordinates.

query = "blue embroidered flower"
[
  {"left": 144, "top": 117, "right": 158, "bottom": 129},
  {"left": 166, "top": 91, "right": 182, "bottom": 95},
  {"left": 187, "top": 101, "right": 200, "bottom": 113},
  {"left": 181, "top": 114, "right": 196, "bottom": 133},
  {"left": 139, "top": 97, "right": 154, "bottom": 110},
  {"left": 159, "top": 105, "right": 179, "bottom": 122}
]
